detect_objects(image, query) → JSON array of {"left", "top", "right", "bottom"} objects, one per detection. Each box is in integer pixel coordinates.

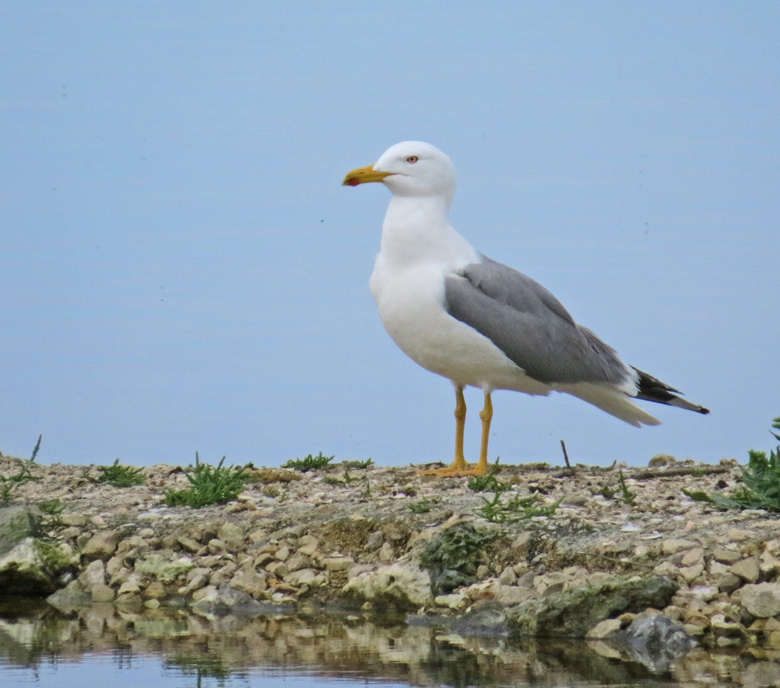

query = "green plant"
[
  {"left": 476, "top": 491, "right": 560, "bottom": 523},
  {"left": 420, "top": 524, "right": 497, "bottom": 595},
  {"left": 0, "top": 435, "right": 42, "bottom": 503},
  {"left": 467, "top": 460, "right": 506, "bottom": 493},
  {"left": 684, "top": 416, "right": 780, "bottom": 511},
  {"left": 599, "top": 483, "right": 616, "bottom": 500},
  {"left": 38, "top": 498, "right": 64, "bottom": 527},
  {"left": 38, "top": 498, "right": 64, "bottom": 516},
  {"left": 95, "top": 459, "right": 146, "bottom": 487},
  {"left": 408, "top": 496, "right": 441, "bottom": 514},
  {"left": 618, "top": 471, "right": 636, "bottom": 506},
  {"left": 342, "top": 458, "right": 374, "bottom": 469},
  {"left": 164, "top": 454, "right": 248, "bottom": 508},
  {"left": 322, "top": 469, "right": 361, "bottom": 486},
  {"left": 283, "top": 452, "right": 334, "bottom": 472},
  {"left": 596, "top": 471, "right": 635, "bottom": 505}
]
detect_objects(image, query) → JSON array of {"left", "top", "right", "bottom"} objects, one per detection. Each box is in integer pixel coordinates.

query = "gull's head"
[{"left": 342, "top": 141, "right": 457, "bottom": 198}]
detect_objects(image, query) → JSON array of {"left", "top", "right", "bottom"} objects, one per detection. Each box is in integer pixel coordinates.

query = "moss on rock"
[
  {"left": 507, "top": 575, "right": 678, "bottom": 638},
  {"left": 135, "top": 554, "right": 194, "bottom": 584}
]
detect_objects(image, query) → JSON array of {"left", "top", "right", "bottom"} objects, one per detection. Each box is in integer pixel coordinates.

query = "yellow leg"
[
  {"left": 452, "top": 386, "right": 468, "bottom": 471},
  {"left": 418, "top": 388, "right": 492, "bottom": 477},
  {"left": 476, "top": 392, "right": 493, "bottom": 475}
]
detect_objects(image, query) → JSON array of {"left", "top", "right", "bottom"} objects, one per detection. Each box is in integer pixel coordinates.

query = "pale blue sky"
[{"left": 1, "top": 2, "right": 778, "bottom": 468}]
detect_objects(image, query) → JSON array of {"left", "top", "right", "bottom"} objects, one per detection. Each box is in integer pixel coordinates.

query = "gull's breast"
[{"left": 369, "top": 258, "right": 551, "bottom": 396}]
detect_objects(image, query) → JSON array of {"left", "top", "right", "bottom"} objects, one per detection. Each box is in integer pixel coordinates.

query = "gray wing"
[{"left": 444, "top": 256, "right": 632, "bottom": 387}]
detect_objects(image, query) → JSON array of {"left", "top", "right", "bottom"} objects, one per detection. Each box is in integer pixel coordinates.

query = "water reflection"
[{"left": 1, "top": 601, "right": 778, "bottom": 687}]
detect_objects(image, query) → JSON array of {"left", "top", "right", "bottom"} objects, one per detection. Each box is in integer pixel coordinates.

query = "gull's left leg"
[
  {"left": 475, "top": 391, "right": 494, "bottom": 476},
  {"left": 418, "top": 386, "right": 476, "bottom": 477}
]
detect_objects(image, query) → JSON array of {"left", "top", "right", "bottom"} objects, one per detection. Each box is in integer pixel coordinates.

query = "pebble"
[
  {"left": 322, "top": 556, "right": 354, "bottom": 572},
  {"left": 434, "top": 593, "right": 469, "bottom": 611},
  {"left": 730, "top": 557, "right": 760, "bottom": 583},
  {"left": 586, "top": 618, "right": 623, "bottom": 639},
  {"left": 679, "top": 564, "right": 704, "bottom": 584},
  {"left": 712, "top": 547, "right": 742, "bottom": 565},
  {"left": 91, "top": 584, "right": 115, "bottom": 603},
  {"left": 662, "top": 538, "right": 696, "bottom": 555},
  {"left": 9, "top": 452, "right": 780, "bottom": 649},
  {"left": 207, "top": 539, "right": 226, "bottom": 554},
  {"left": 284, "top": 568, "right": 318, "bottom": 587},
  {"left": 741, "top": 583, "right": 780, "bottom": 618},
  {"left": 680, "top": 548, "right": 704, "bottom": 566},
  {"left": 176, "top": 535, "right": 202, "bottom": 554},
  {"left": 728, "top": 528, "right": 756, "bottom": 542},
  {"left": 230, "top": 570, "right": 267, "bottom": 597},
  {"left": 690, "top": 585, "right": 719, "bottom": 602},
  {"left": 60, "top": 513, "right": 87, "bottom": 527},
  {"left": 510, "top": 532, "right": 533, "bottom": 557},
  {"left": 143, "top": 582, "right": 166, "bottom": 599},
  {"left": 266, "top": 561, "right": 289, "bottom": 577},
  {"left": 498, "top": 566, "right": 517, "bottom": 586},
  {"left": 218, "top": 523, "right": 245, "bottom": 551},
  {"left": 192, "top": 585, "right": 217, "bottom": 602},
  {"left": 716, "top": 573, "right": 743, "bottom": 594},
  {"left": 79, "top": 560, "right": 106, "bottom": 589}
]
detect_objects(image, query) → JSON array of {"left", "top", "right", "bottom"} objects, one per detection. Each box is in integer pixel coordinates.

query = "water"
[{"left": 0, "top": 600, "right": 776, "bottom": 687}]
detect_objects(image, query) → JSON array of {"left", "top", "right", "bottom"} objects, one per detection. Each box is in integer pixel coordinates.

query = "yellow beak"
[{"left": 342, "top": 165, "right": 395, "bottom": 187}]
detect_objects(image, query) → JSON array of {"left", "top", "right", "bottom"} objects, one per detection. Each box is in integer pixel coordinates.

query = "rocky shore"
[{"left": 3, "top": 451, "right": 780, "bottom": 658}]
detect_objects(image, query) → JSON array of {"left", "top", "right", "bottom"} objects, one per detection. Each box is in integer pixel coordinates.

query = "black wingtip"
[{"left": 631, "top": 366, "right": 709, "bottom": 415}]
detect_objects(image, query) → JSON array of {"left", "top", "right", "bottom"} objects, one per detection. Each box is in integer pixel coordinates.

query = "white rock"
[
  {"left": 434, "top": 593, "right": 469, "bottom": 611},
  {"left": 662, "top": 539, "right": 696, "bottom": 555},
  {"left": 586, "top": 618, "right": 623, "bottom": 639},
  {"left": 690, "top": 585, "right": 719, "bottom": 602},
  {"left": 285, "top": 568, "right": 318, "bottom": 587},
  {"left": 728, "top": 528, "right": 755, "bottom": 542},
  {"left": 343, "top": 561, "right": 431, "bottom": 608},
  {"left": 322, "top": 556, "right": 354, "bottom": 571},
  {"left": 79, "top": 560, "right": 106, "bottom": 589},
  {"left": 730, "top": 557, "right": 760, "bottom": 583},
  {"left": 741, "top": 583, "right": 780, "bottom": 618}
]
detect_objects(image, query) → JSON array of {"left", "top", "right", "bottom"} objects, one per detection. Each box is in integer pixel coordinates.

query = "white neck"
[{"left": 379, "top": 195, "right": 478, "bottom": 268}]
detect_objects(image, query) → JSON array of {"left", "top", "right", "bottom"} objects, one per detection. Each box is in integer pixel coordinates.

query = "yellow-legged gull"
[{"left": 343, "top": 141, "right": 708, "bottom": 477}]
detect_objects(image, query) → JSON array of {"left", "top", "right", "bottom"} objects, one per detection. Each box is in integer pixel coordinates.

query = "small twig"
[
  {"left": 30, "top": 434, "right": 42, "bottom": 462},
  {"left": 560, "top": 440, "right": 571, "bottom": 468},
  {"left": 632, "top": 466, "right": 731, "bottom": 480}
]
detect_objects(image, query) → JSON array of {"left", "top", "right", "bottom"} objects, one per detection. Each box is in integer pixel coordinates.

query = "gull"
[{"left": 343, "top": 141, "right": 708, "bottom": 476}]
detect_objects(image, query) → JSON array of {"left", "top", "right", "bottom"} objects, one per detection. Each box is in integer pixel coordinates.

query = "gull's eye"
[{"left": 406, "top": 155, "right": 419, "bottom": 164}]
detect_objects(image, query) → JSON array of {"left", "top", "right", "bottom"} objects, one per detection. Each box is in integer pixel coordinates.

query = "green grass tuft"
[
  {"left": 0, "top": 435, "right": 42, "bottom": 503},
  {"left": 420, "top": 524, "right": 497, "bottom": 595},
  {"left": 467, "top": 460, "right": 505, "bottom": 493},
  {"left": 283, "top": 452, "right": 334, "bottom": 472},
  {"left": 596, "top": 471, "right": 636, "bottom": 505},
  {"left": 617, "top": 471, "right": 636, "bottom": 506},
  {"left": 476, "top": 491, "right": 560, "bottom": 523},
  {"left": 408, "top": 496, "right": 441, "bottom": 514},
  {"left": 96, "top": 459, "right": 146, "bottom": 488},
  {"left": 38, "top": 498, "right": 64, "bottom": 516},
  {"left": 164, "top": 454, "right": 248, "bottom": 508},
  {"left": 342, "top": 458, "right": 374, "bottom": 470},
  {"left": 322, "top": 469, "right": 360, "bottom": 486},
  {"left": 684, "top": 416, "right": 780, "bottom": 511}
]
